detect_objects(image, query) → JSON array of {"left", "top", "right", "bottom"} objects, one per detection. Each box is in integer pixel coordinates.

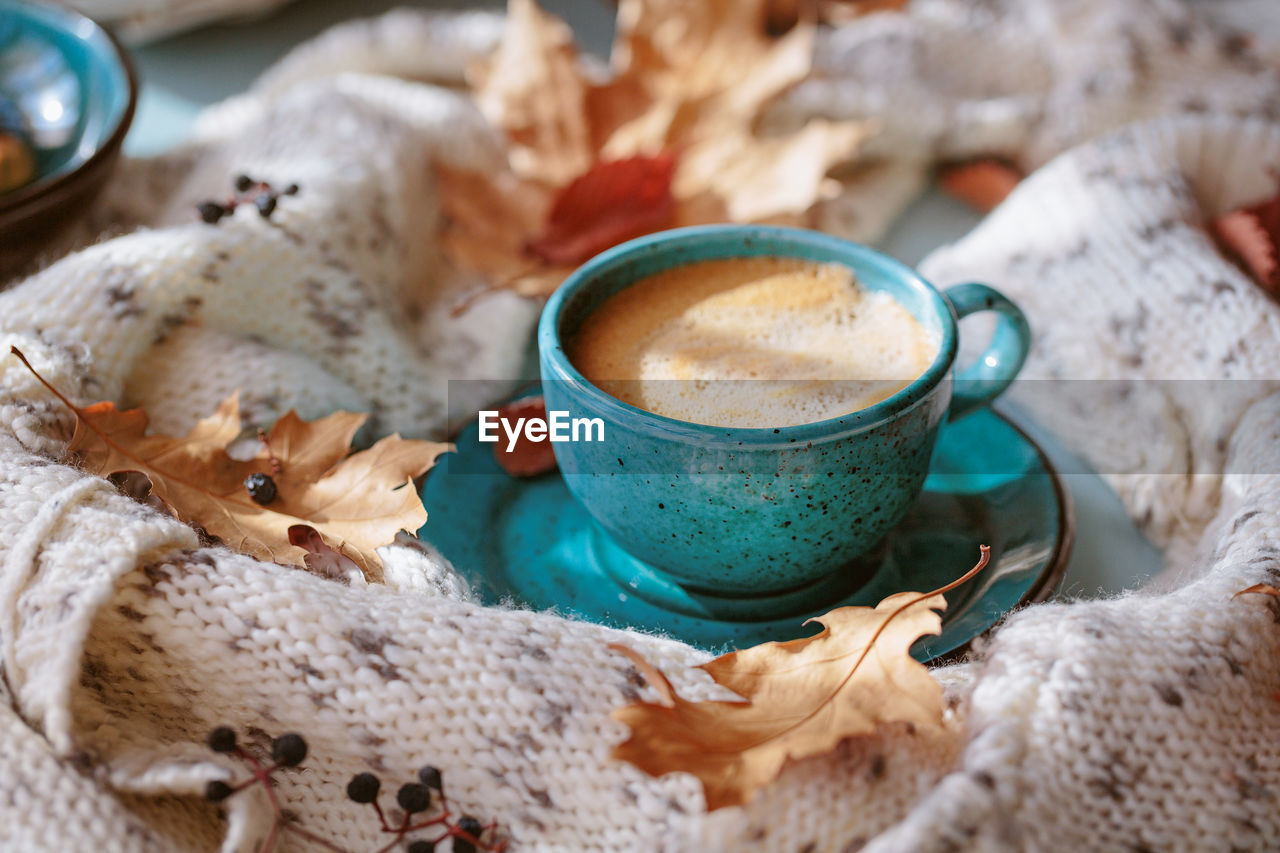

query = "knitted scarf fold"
[{"left": 2, "top": 2, "right": 1280, "bottom": 850}]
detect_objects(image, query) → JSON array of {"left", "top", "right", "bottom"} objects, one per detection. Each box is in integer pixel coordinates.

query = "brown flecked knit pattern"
[{"left": 2, "top": 3, "right": 1280, "bottom": 850}]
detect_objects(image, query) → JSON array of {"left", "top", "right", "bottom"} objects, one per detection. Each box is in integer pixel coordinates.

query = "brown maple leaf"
[
  {"left": 939, "top": 160, "right": 1023, "bottom": 213},
  {"left": 609, "top": 546, "right": 989, "bottom": 810},
  {"left": 12, "top": 347, "right": 446, "bottom": 581},
  {"left": 1212, "top": 191, "right": 1280, "bottom": 299},
  {"left": 438, "top": 0, "right": 871, "bottom": 298}
]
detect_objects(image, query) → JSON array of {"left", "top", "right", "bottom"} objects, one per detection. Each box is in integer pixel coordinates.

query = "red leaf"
[
  {"left": 492, "top": 396, "right": 559, "bottom": 478},
  {"left": 1212, "top": 195, "right": 1280, "bottom": 299},
  {"left": 939, "top": 160, "right": 1023, "bottom": 213},
  {"left": 526, "top": 153, "right": 677, "bottom": 266}
]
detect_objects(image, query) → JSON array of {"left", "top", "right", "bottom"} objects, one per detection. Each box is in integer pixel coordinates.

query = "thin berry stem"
[
  {"left": 403, "top": 790, "right": 451, "bottom": 831},
  {"left": 403, "top": 813, "right": 451, "bottom": 832},
  {"left": 452, "top": 828, "right": 484, "bottom": 847},
  {"left": 370, "top": 815, "right": 411, "bottom": 853},
  {"left": 204, "top": 728, "right": 505, "bottom": 852},
  {"left": 370, "top": 801, "right": 393, "bottom": 833},
  {"left": 237, "top": 748, "right": 290, "bottom": 853},
  {"left": 234, "top": 746, "right": 355, "bottom": 853}
]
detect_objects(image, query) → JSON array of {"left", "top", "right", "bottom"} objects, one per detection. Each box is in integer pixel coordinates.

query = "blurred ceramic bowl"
[{"left": 0, "top": 0, "right": 136, "bottom": 275}]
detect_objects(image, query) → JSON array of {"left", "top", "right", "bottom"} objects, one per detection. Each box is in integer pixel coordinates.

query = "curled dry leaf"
[
  {"left": 491, "top": 395, "right": 559, "bottom": 478},
  {"left": 438, "top": 0, "right": 872, "bottom": 298},
  {"left": 938, "top": 159, "right": 1023, "bottom": 213},
  {"left": 1212, "top": 190, "right": 1280, "bottom": 300},
  {"left": 11, "top": 347, "right": 447, "bottom": 582},
  {"left": 288, "top": 524, "right": 365, "bottom": 583},
  {"left": 609, "top": 546, "right": 990, "bottom": 810}
]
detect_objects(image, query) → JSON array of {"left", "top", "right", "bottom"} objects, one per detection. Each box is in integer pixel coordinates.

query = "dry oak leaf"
[
  {"left": 1212, "top": 189, "right": 1280, "bottom": 299},
  {"left": 610, "top": 546, "right": 989, "bottom": 810},
  {"left": 439, "top": 0, "right": 870, "bottom": 298},
  {"left": 13, "top": 347, "right": 446, "bottom": 582},
  {"left": 938, "top": 159, "right": 1023, "bottom": 213}
]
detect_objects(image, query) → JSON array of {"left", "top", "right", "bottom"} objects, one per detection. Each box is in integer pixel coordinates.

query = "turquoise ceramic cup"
[{"left": 538, "top": 225, "right": 1029, "bottom": 597}]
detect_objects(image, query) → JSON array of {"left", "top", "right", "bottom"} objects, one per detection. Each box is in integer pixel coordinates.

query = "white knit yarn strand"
[
  {"left": 1, "top": 2, "right": 1280, "bottom": 851},
  {"left": 0, "top": 478, "right": 112, "bottom": 692}
]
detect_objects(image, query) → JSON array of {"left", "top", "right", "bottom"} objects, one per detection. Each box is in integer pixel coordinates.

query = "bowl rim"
[{"left": 0, "top": 0, "right": 138, "bottom": 215}]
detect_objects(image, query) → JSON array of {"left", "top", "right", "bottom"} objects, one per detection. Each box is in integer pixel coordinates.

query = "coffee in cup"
[{"left": 566, "top": 257, "right": 939, "bottom": 428}]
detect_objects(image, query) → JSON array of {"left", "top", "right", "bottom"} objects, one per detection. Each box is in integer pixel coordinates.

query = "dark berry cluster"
[
  {"left": 341, "top": 763, "right": 500, "bottom": 853},
  {"left": 196, "top": 174, "right": 299, "bottom": 224},
  {"left": 204, "top": 728, "right": 505, "bottom": 853}
]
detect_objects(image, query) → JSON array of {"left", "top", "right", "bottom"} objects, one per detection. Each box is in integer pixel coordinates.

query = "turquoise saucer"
[{"left": 419, "top": 391, "right": 1071, "bottom": 660}]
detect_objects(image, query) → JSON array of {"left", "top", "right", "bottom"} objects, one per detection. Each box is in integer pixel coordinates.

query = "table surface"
[{"left": 123, "top": 0, "right": 1165, "bottom": 600}]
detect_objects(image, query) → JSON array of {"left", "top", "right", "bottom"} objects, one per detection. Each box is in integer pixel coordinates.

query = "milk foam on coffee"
[{"left": 568, "top": 257, "right": 940, "bottom": 428}]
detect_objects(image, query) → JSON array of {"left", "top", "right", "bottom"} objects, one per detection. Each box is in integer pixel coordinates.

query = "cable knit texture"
[{"left": 3, "top": 2, "right": 1280, "bottom": 851}]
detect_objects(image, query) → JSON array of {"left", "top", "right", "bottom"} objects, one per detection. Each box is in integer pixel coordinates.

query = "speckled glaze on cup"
[{"left": 538, "top": 225, "right": 1029, "bottom": 599}]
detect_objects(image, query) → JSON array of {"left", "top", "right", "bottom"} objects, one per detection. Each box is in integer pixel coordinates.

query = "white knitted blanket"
[{"left": 3, "top": 2, "right": 1280, "bottom": 850}]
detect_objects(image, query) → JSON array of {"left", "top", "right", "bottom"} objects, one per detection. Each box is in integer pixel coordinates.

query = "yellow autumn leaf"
[
  {"left": 610, "top": 546, "right": 989, "bottom": 810},
  {"left": 12, "top": 347, "right": 447, "bottom": 582}
]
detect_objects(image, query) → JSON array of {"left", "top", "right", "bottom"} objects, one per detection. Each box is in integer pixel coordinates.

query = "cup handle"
[{"left": 943, "top": 283, "right": 1031, "bottom": 421}]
